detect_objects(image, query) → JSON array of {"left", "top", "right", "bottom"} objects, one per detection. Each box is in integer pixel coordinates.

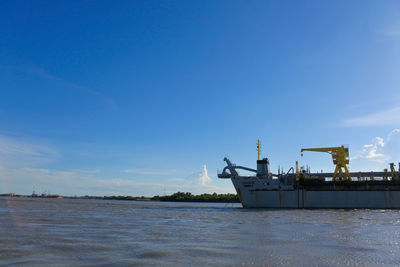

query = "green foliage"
[
  {"left": 151, "top": 192, "right": 240, "bottom": 203},
  {"left": 102, "top": 195, "right": 148, "bottom": 200},
  {"left": 74, "top": 192, "right": 239, "bottom": 203}
]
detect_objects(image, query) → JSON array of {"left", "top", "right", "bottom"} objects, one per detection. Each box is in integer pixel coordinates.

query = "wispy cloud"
[
  {"left": 0, "top": 133, "right": 232, "bottom": 195},
  {"left": 377, "top": 24, "right": 400, "bottom": 37},
  {"left": 374, "top": 19, "right": 400, "bottom": 38},
  {"left": 123, "top": 165, "right": 227, "bottom": 194},
  {"left": 0, "top": 165, "right": 231, "bottom": 196},
  {"left": 0, "top": 167, "right": 167, "bottom": 196},
  {"left": 342, "top": 107, "right": 400, "bottom": 127},
  {"left": 123, "top": 168, "right": 178, "bottom": 176},
  {"left": 0, "top": 135, "right": 58, "bottom": 167},
  {"left": 1, "top": 65, "right": 117, "bottom": 110},
  {"left": 383, "top": 29, "right": 400, "bottom": 37}
]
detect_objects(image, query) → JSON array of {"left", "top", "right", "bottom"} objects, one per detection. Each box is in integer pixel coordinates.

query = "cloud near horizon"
[
  {"left": 0, "top": 165, "right": 230, "bottom": 196},
  {"left": 198, "top": 165, "right": 212, "bottom": 186},
  {"left": 0, "top": 134, "right": 230, "bottom": 195},
  {"left": 123, "top": 168, "right": 177, "bottom": 176}
]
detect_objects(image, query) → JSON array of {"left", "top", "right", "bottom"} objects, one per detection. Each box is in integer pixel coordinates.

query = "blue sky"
[{"left": 1, "top": 1, "right": 400, "bottom": 196}]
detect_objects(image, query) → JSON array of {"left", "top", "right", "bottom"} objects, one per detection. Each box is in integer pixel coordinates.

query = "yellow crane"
[
  {"left": 300, "top": 145, "right": 351, "bottom": 181},
  {"left": 390, "top": 163, "right": 399, "bottom": 181}
]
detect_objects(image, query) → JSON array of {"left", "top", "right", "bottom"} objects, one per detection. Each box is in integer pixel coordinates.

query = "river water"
[{"left": 1, "top": 197, "right": 400, "bottom": 266}]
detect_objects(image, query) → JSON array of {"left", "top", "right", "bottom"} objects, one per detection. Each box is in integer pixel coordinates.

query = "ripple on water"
[{"left": 1, "top": 198, "right": 400, "bottom": 266}]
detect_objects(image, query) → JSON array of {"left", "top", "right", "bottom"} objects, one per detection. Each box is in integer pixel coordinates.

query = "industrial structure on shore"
[{"left": 218, "top": 141, "right": 400, "bottom": 208}]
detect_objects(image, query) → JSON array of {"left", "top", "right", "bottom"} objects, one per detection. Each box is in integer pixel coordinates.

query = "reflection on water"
[{"left": 1, "top": 197, "right": 400, "bottom": 266}]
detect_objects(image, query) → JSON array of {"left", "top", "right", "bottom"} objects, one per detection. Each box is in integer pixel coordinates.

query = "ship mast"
[{"left": 257, "top": 139, "right": 261, "bottom": 160}]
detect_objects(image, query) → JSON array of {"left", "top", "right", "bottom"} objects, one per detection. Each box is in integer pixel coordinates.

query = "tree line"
[{"left": 151, "top": 192, "right": 240, "bottom": 203}]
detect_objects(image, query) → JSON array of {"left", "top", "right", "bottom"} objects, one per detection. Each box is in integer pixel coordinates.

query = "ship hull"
[
  {"left": 219, "top": 157, "right": 400, "bottom": 209},
  {"left": 237, "top": 188, "right": 400, "bottom": 208}
]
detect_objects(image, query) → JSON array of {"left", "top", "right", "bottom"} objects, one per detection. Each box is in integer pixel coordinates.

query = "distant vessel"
[{"left": 218, "top": 141, "right": 400, "bottom": 208}]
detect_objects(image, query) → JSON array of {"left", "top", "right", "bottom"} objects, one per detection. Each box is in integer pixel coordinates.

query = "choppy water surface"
[{"left": 1, "top": 198, "right": 400, "bottom": 266}]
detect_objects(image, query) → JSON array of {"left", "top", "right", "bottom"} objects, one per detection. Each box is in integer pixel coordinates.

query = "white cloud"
[
  {"left": 343, "top": 107, "right": 400, "bottom": 127},
  {"left": 351, "top": 129, "right": 400, "bottom": 169},
  {"left": 198, "top": 165, "right": 211, "bottom": 186},
  {"left": 352, "top": 137, "right": 389, "bottom": 163},
  {"left": 163, "top": 165, "right": 229, "bottom": 194}
]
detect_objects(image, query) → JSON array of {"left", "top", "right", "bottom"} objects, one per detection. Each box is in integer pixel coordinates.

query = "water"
[{"left": 1, "top": 197, "right": 400, "bottom": 266}]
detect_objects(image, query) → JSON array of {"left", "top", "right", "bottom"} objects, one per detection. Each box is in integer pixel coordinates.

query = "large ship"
[{"left": 218, "top": 141, "right": 400, "bottom": 208}]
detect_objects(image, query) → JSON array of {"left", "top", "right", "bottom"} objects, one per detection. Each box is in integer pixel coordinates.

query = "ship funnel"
[{"left": 257, "top": 158, "right": 270, "bottom": 177}]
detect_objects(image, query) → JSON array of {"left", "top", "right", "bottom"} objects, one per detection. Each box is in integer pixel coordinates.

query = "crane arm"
[
  {"left": 300, "top": 145, "right": 351, "bottom": 181},
  {"left": 301, "top": 147, "right": 342, "bottom": 153}
]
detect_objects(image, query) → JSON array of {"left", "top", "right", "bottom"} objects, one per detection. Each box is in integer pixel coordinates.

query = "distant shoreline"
[{"left": 0, "top": 192, "right": 240, "bottom": 203}]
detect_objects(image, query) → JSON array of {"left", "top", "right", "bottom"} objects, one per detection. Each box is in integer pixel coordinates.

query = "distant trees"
[
  {"left": 66, "top": 192, "right": 240, "bottom": 203},
  {"left": 151, "top": 192, "right": 239, "bottom": 203}
]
